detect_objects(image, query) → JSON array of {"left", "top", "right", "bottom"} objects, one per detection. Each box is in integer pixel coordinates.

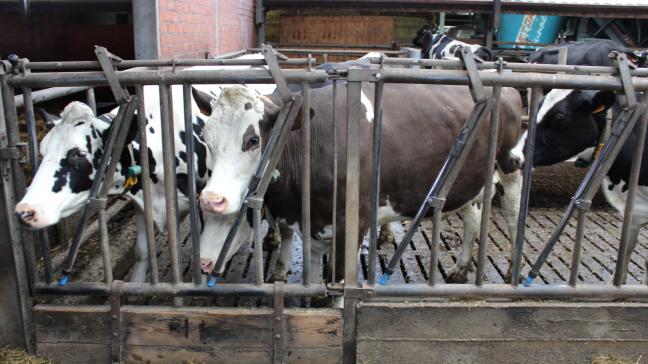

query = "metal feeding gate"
[{"left": 1, "top": 44, "right": 648, "bottom": 363}]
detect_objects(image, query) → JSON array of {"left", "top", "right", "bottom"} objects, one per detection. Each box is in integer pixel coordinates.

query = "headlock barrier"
[{"left": 2, "top": 45, "right": 648, "bottom": 363}]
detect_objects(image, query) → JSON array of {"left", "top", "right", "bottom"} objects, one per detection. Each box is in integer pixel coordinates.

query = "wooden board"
[
  {"left": 279, "top": 15, "right": 394, "bottom": 47},
  {"left": 357, "top": 301, "right": 648, "bottom": 364},
  {"left": 33, "top": 304, "right": 342, "bottom": 364}
]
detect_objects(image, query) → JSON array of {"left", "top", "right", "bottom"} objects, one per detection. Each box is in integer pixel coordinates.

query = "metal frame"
[{"left": 4, "top": 46, "right": 648, "bottom": 360}]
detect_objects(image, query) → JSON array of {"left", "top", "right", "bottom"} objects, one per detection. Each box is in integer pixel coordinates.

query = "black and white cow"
[
  {"left": 528, "top": 39, "right": 647, "bottom": 68},
  {"left": 198, "top": 83, "right": 523, "bottom": 284},
  {"left": 511, "top": 87, "right": 648, "bottom": 278},
  {"left": 413, "top": 25, "right": 494, "bottom": 61}
]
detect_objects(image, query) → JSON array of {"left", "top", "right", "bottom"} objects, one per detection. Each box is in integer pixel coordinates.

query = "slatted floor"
[{"left": 38, "top": 207, "right": 648, "bottom": 306}]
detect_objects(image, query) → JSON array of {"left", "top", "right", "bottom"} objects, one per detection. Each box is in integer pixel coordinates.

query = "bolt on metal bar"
[
  {"left": 85, "top": 88, "right": 97, "bottom": 115},
  {"left": 345, "top": 80, "right": 362, "bottom": 287},
  {"left": 135, "top": 86, "right": 159, "bottom": 284},
  {"left": 301, "top": 82, "right": 312, "bottom": 285},
  {"left": 367, "top": 81, "right": 384, "bottom": 286},
  {"left": 21, "top": 87, "right": 53, "bottom": 284},
  {"left": 182, "top": 84, "right": 202, "bottom": 286},
  {"left": 330, "top": 80, "right": 338, "bottom": 282},
  {"left": 614, "top": 93, "right": 648, "bottom": 286},
  {"left": 511, "top": 87, "right": 541, "bottom": 286},
  {"left": 159, "top": 85, "right": 182, "bottom": 305},
  {"left": 476, "top": 86, "right": 502, "bottom": 287},
  {"left": 569, "top": 208, "right": 587, "bottom": 287}
]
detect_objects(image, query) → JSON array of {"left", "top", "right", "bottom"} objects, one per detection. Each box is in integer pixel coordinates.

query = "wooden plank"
[
  {"left": 285, "top": 309, "right": 343, "bottom": 349},
  {"left": 279, "top": 15, "right": 394, "bottom": 47},
  {"left": 124, "top": 346, "right": 271, "bottom": 364},
  {"left": 37, "top": 342, "right": 111, "bottom": 364},
  {"left": 33, "top": 304, "right": 109, "bottom": 344}
]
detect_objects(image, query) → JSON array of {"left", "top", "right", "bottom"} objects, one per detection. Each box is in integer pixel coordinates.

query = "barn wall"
[{"left": 158, "top": 0, "right": 257, "bottom": 59}]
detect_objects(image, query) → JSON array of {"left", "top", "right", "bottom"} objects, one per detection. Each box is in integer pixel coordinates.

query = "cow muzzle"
[
  {"left": 14, "top": 204, "right": 38, "bottom": 227},
  {"left": 200, "top": 258, "right": 214, "bottom": 275},
  {"left": 200, "top": 192, "right": 228, "bottom": 214}
]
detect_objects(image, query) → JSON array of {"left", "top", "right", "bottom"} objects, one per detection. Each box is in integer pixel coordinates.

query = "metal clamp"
[
  {"left": 574, "top": 198, "right": 592, "bottom": 211},
  {"left": 246, "top": 195, "right": 264, "bottom": 210},
  {"left": 273, "top": 281, "right": 285, "bottom": 364},
  {"left": 458, "top": 47, "right": 487, "bottom": 103},
  {"left": 95, "top": 46, "right": 130, "bottom": 104},
  {"left": 0, "top": 147, "right": 19, "bottom": 160},
  {"left": 88, "top": 197, "right": 108, "bottom": 210},
  {"left": 611, "top": 52, "right": 637, "bottom": 108},
  {"left": 344, "top": 286, "right": 375, "bottom": 300},
  {"left": 262, "top": 44, "right": 292, "bottom": 102},
  {"left": 110, "top": 280, "right": 123, "bottom": 363},
  {"left": 427, "top": 196, "right": 446, "bottom": 208}
]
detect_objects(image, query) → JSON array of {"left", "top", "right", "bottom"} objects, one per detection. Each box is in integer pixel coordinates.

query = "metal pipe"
[
  {"left": 22, "top": 87, "right": 53, "bottom": 284},
  {"left": 213, "top": 49, "right": 249, "bottom": 59},
  {"left": 85, "top": 88, "right": 97, "bottom": 115},
  {"left": 182, "top": 84, "right": 202, "bottom": 286},
  {"left": 253, "top": 207, "right": 264, "bottom": 285},
  {"left": 476, "top": 86, "right": 501, "bottom": 286},
  {"left": 159, "top": 85, "right": 182, "bottom": 300},
  {"left": 135, "top": 86, "right": 159, "bottom": 284},
  {"left": 345, "top": 81, "right": 362, "bottom": 287},
  {"left": 7, "top": 69, "right": 329, "bottom": 88},
  {"left": 368, "top": 82, "right": 384, "bottom": 286},
  {"left": 301, "top": 82, "right": 312, "bottom": 285},
  {"left": 569, "top": 209, "right": 586, "bottom": 287},
  {"left": 511, "top": 87, "right": 541, "bottom": 286},
  {"left": 427, "top": 207, "right": 443, "bottom": 285},
  {"left": 614, "top": 94, "right": 648, "bottom": 286},
  {"left": 14, "top": 86, "right": 91, "bottom": 108},
  {"left": 330, "top": 81, "right": 338, "bottom": 282},
  {"left": 22, "top": 57, "right": 311, "bottom": 70},
  {"left": 98, "top": 209, "right": 113, "bottom": 283},
  {"left": 35, "top": 282, "right": 327, "bottom": 297},
  {"left": 249, "top": 47, "right": 402, "bottom": 55}
]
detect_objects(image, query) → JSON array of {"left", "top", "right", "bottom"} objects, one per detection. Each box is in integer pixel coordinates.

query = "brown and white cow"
[{"left": 199, "top": 83, "right": 523, "bottom": 283}]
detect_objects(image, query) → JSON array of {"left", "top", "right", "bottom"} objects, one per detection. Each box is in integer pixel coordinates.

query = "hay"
[
  {"left": 592, "top": 355, "right": 642, "bottom": 364},
  {"left": 0, "top": 347, "right": 51, "bottom": 364}
]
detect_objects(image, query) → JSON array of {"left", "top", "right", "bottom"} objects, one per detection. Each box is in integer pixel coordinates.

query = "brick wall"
[{"left": 158, "top": 0, "right": 256, "bottom": 59}]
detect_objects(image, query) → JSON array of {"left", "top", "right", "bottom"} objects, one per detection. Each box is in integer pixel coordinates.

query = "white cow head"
[
  {"left": 198, "top": 85, "right": 284, "bottom": 273},
  {"left": 15, "top": 102, "right": 126, "bottom": 228}
]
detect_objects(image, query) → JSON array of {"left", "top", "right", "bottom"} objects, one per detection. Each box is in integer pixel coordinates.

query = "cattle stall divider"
[{"left": 3, "top": 46, "right": 648, "bottom": 362}]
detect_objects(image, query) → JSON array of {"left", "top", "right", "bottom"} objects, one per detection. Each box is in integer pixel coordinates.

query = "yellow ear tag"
[
  {"left": 124, "top": 176, "right": 138, "bottom": 190},
  {"left": 593, "top": 104, "right": 606, "bottom": 114}
]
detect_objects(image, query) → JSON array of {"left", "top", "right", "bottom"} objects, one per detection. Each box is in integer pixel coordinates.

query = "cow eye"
[{"left": 247, "top": 136, "right": 259, "bottom": 148}]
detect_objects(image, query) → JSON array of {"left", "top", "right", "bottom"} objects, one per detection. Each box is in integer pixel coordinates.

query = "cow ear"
[
  {"left": 37, "top": 108, "right": 60, "bottom": 130},
  {"left": 589, "top": 91, "right": 616, "bottom": 114},
  {"left": 260, "top": 94, "right": 314, "bottom": 132},
  {"left": 191, "top": 86, "right": 218, "bottom": 116}
]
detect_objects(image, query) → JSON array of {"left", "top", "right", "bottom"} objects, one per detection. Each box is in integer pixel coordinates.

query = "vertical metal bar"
[
  {"left": 22, "top": 87, "right": 53, "bottom": 284},
  {"left": 368, "top": 82, "right": 384, "bottom": 286},
  {"left": 476, "top": 86, "right": 501, "bottom": 286},
  {"left": 1, "top": 72, "right": 35, "bottom": 352},
  {"left": 85, "top": 88, "right": 97, "bottom": 115},
  {"left": 511, "top": 87, "right": 541, "bottom": 286},
  {"left": 135, "top": 86, "right": 159, "bottom": 284},
  {"left": 301, "top": 82, "right": 312, "bottom": 285},
  {"left": 344, "top": 80, "right": 361, "bottom": 287},
  {"left": 254, "top": 207, "right": 264, "bottom": 285},
  {"left": 569, "top": 209, "right": 586, "bottom": 286},
  {"left": 182, "top": 84, "right": 202, "bottom": 285},
  {"left": 614, "top": 94, "right": 648, "bottom": 286},
  {"left": 427, "top": 207, "right": 443, "bottom": 285},
  {"left": 557, "top": 47, "right": 569, "bottom": 69},
  {"left": 330, "top": 81, "right": 338, "bottom": 282},
  {"left": 98, "top": 209, "right": 113, "bottom": 283},
  {"left": 159, "top": 85, "right": 182, "bottom": 304}
]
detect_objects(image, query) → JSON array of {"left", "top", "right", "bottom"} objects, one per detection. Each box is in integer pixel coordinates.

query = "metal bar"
[
  {"left": 98, "top": 209, "right": 113, "bottom": 283},
  {"left": 109, "top": 280, "right": 122, "bottom": 363},
  {"left": 35, "top": 282, "right": 328, "bottom": 297},
  {"left": 511, "top": 87, "right": 541, "bottom": 286},
  {"left": 0, "top": 71, "right": 35, "bottom": 352},
  {"left": 85, "top": 88, "right": 97, "bottom": 115},
  {"left": 253, "top": 207, "right": 264, "bottom": 285},
  {"left": 95, "top": 46, "right": 129, "bottom": 103},
  {"left": 213, "top": 49, "right": 249, "bottom": 59},
  {"left": 14, "top": 86, "right": 91, "bottom": 108},
  {"left": 135, "top": 86, "right": 158, "bottom": 284},
  {"left": 250, "top": 47, "right": 402, "bottom": 54},
  {"left": 182, "top": 84, "right": 202, "bottom": 286},
  {"left": 22, "top": 57, "right": 311, "bottom": 70},
  {"left": 476, "top": 86, "right": 502, "bottom": 287},
  {"left": 614, "top": 94, "right": 648, "bottom": 286},
  {"left": 159, "top": 85, "right": 182, "bottom": 301},
  {"left": 569, "top": 209, "right": 587, "bottom": 287},
  {"left": 427, "top": 207, "right": 443, "bottom": 285},
  {"left": 330, "top": 80, "right": 338, "bottom": 282},
  {"left": 273, "top": 282, "right": 285, "bottom": 364},
  {"left": 343, "top": 298, "right": 358, "bottom": 364},
  {"left": 345, "top": 80, "right": 362, "bottom": 287},
  {"left": 367, "top": 81, "right": 384, "bottom": 286},
  {"left": 22, "top": 87, "right": 53, "bottom": 284},
  {"left": 301, "top": 82, "right": 312, "bottom": 285}
]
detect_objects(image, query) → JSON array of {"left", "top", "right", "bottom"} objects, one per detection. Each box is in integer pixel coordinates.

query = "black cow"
[
  {"left": 413, "top": 25, "right": 494, "bottom": 61},
  {"left": 529, "top": 39, "right": 647, "bottom": 67}
]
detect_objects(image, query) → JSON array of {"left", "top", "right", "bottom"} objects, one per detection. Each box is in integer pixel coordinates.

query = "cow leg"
[
  {"left": 270, "top": 225, "right": 294, "bottom": 282},
  {"left": 446, "top": 199, "right": 481, "bottom": 283},
  {"left": 498, "top": 170, "right": 523, "bottom": 283},
  {"left": 131, "top": 209, "right": 150, "bottom": 283},
  {"left": 377, "top": 223, "right": 395, "bottom": 247}
]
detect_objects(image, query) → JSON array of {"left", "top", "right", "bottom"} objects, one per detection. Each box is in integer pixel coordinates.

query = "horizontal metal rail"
[
  {"left": 249, "top": 47, "right": 403, "bottom": 56},
  {"left": 20, "top": 58, "right": 312, "bottom": 71},
  {"left": 14, "top": 86, "right": 91, "bottom": 108},
  {"left": 35, "top": 282, "right": 327, "bottom": 297}
]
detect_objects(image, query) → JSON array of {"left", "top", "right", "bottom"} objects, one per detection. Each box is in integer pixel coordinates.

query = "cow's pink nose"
[
  {"left": 200, "top": 192, "right": 228, "bottom": 214},
  {"left": 201, "top": 258, "right": 214, "bottom": 274},
  {"left": 14, "top": 204, "right": 36, "bottom": 226}
]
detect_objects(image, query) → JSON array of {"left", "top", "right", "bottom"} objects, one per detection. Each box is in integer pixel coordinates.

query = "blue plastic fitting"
[
  {"left": 58, "top": 274, "right": 70, "bottom": 286},
  {"left": 207, "top": 276, "right": 217, "bottom": 287},
  {"left": 523, "top": 275, "right": 534, "bottom": 287},
  {"left": 379, "top": 273, "right": 391, "bottom": 285}
]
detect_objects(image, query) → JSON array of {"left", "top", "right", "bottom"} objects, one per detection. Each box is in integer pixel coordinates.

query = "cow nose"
[
  {"left": 200, "top": 192, "right": 228, "bottom": 214},
  {"left": 14, "top": 205, "right": 36, "bottom": 226},
  {"left": 201, "top": 258, "right": 214, "bottom": 274}
]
